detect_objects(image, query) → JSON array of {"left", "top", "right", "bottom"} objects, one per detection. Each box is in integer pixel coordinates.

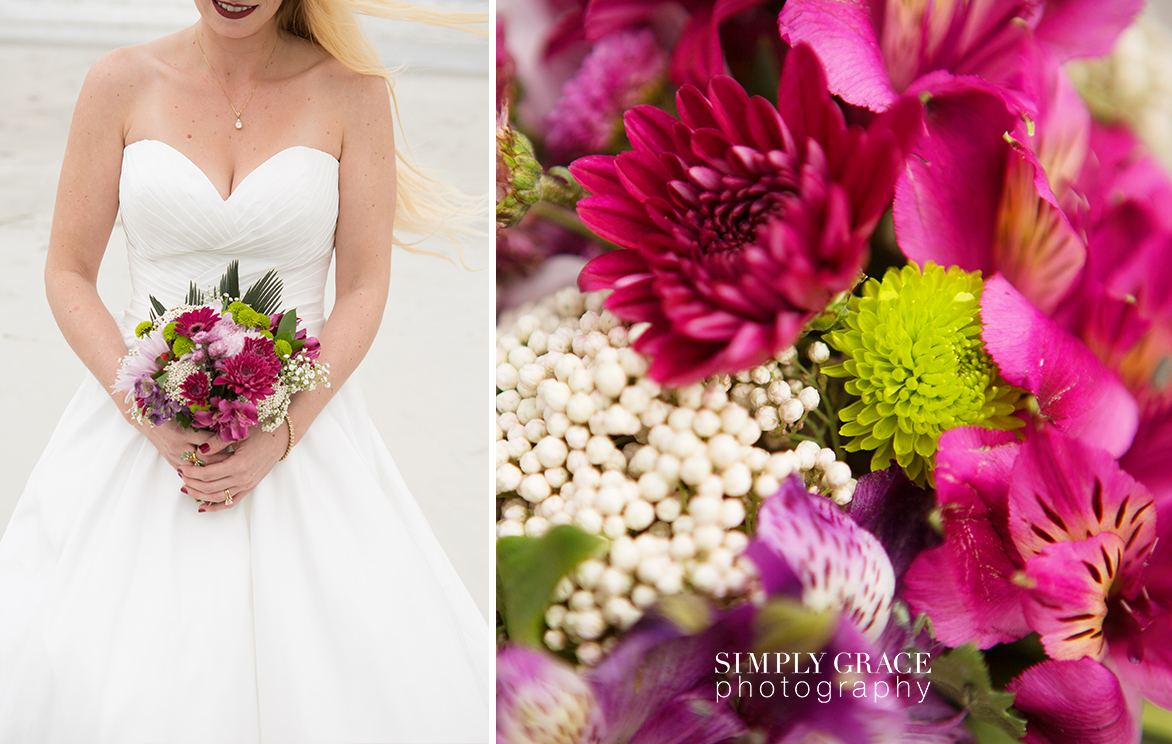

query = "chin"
[{"left": 198, "top": 0, "right": 282, "bottom": 36}]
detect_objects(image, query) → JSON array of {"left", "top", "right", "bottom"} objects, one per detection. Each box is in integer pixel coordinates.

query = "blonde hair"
[{"left": 275, "top": 0, "right": 487, "bottom": 262}]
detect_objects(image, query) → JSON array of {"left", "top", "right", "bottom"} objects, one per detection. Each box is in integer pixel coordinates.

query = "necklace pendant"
[{"left": 235, "top": 118, "right": 243, "bottom": 130}]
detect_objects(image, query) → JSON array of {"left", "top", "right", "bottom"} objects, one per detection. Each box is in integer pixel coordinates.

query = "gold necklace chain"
[{"left": 195, "top": 28, "right": 278, "bottom": 131}]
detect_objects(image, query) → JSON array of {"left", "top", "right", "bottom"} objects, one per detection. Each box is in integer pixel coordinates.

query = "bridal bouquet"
[
  {"left": 114, "top": 262, "right": 329, "bottom": 441},
  {"left": 496, "top": 2, "right": 1172, "bottom": 742}
]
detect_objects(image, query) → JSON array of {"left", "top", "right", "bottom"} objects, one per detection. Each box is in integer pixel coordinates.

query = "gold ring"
[
  {"left": 183, "top": 451, "right": 205, "bottom": 467},
  {"left": 225, "top": 489, "right": 233, "bottom": 506}
]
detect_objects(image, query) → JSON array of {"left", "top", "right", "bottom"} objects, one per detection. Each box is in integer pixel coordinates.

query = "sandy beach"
[{"left": 0, "top": 40, "right": 492, "bottom": 618}]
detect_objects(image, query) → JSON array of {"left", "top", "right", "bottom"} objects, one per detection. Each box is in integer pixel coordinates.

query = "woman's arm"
[
  {"left": 183, "top": 69, "right": 397, "bottom": 509},
  {"left": 47, "top": 49, "right": 222, "bottom": 468}
]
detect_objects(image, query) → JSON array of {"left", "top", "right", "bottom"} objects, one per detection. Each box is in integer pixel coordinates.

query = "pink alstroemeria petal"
[
  {"left": 902, "top": 427, "right": 1031, "bottom": 648},
  {"left": 981, "top": 275, "right": 1140, "bottom": 457},
  {"left": 746, "top": 474, "right": 895, "bottom": 643},
  {"left": 1007, "top": 658, "right": 1138, "bottom": 744},
  {"left": 1035, "top": 0, "right": 1145, "bottom": 61},
  {"left": 1006, "top": 426, "right": 1155, "bottom": 573},
  {"left": 1108, "top": 615, "right": 1172, "bottom": 710},
  {"left": 893, "top": 74, "right": 1017, "bottom": 276},
  {"left": 1022, "top": 534, "right": 1121, "bottom": 660},
  {"left": 777, "top": 0, "right": 898, "bottom": 112}
]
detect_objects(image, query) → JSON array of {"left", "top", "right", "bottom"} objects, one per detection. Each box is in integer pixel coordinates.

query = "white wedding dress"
[{"left": 0, "top": 139, "right": 488, "bottom": 743}]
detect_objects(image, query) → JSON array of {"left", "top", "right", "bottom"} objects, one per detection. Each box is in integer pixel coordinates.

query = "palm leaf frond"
[
  {"left": 219, "top": 260, "right": 241, "bottom": 299},
  {"left": 185, "top": 281, "right": 204, "bottom": 306},
  {"left": 148, "top": 295, "right": 167, "bottom": 320},
  {"left": 241, "top": 269, "right": 284, "bottom": 316}
]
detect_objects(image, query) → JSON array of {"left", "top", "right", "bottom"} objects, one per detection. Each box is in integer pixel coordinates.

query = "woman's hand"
[
  {"left": 177, "top": 421, "right": 289, "bottom": 512},
  {"left": 137, "top": 419, "right": 232, "bottom": 471}
]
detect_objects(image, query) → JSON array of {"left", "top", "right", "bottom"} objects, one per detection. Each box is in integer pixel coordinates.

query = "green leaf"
[
  {"left": 276, "top": 306, "right": 298, "bottom": 338},
  {"left": 496, "top": 525, "right": 606, "bottom": 646},
  {"left": 242, "top": 269, "right": 284, "bottom": 316},
  {"left": 929, "top": 645, "right": 1026, "bottom": 741},
  {"left": 753, "top": 598, "right": 838, "bottom": 657},
  {"left": 967, "top": 717, "right": 1025, "bottom": 744}
]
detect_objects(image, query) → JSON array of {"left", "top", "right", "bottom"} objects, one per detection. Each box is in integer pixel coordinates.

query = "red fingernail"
[
  {"left": 199, "top": 444, "right": 210, "bottom": 453},
  {"left": 198, "top": 508, "right": 206, "bottom": 513},
  {"left": 181, "top": 487, "right": 188, "bottom": 494}
]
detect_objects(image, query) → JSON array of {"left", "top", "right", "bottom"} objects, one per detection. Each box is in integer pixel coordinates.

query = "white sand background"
[{"left": 0, "top": 34, "right": 493, "bottom": 620}]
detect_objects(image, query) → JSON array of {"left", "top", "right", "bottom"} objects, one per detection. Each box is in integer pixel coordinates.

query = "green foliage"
[
  {"left": 929, "top": 645, "right": 1026, "bottom": 742},
  {"left": 496, "top": 525, "right": 607, "bottom": 646},
  {"left": 753, "top": 598, "right": 838, "bottom": 658}
]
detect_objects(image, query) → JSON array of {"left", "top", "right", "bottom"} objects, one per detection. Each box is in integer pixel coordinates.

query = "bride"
[{"left": 0, "top": 1, "right": 488, "bottom": 742}]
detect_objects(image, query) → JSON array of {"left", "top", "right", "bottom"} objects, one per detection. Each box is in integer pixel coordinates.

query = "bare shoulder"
[
  {"left": 77, "top": 46, "right": 150, "bottom": 113},
  {"left": 75, "top": 38, "right": 182, "bottom": 134},
  {"left": 307, "top": 55, "right": 392, "bottom": 133}
]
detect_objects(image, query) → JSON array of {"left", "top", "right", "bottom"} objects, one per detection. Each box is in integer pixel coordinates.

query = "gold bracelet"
[{"left": 278, "top": 413, "right": 295, "bottom": 462}]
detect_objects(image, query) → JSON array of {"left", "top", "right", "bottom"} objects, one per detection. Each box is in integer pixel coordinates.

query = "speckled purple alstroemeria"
[
  {"left": 904, "top": 425, "right": 1172, "bottom": 709},
  {"left": 496, "top": 619, "right": 747, "bottom": 744},
  {"left": 573, "top": 43, "right": 920, "bottom": 384},
  {"left": 746, "top": 474, "right": 896, "bottom": 644},
  {"left": 496, "top": 645, "right": 603, "bottom": 744}
]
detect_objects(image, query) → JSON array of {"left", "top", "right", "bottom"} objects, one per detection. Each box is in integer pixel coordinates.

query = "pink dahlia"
[
  {"left": 573, "top": 44, "right": 920, "bottom": 384},
  {"left": 213, "top": 338, "right": 280, "bottom": 401}
]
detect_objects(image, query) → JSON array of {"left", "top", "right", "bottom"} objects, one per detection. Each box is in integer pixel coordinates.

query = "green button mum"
[{"left": 823, "top": 263, "right": 1023, "bottom": 487}]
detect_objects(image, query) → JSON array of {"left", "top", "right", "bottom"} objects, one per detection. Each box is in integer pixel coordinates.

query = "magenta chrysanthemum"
[
  {"left": 213, "top": 338, "right": 280, "bottom": 401},
  {"left": 173, "top": 306, "right": 221, "bottom": 338},
  {"left": 180, "top": 371, "right": 210, "bottom": 405},
  {"left": 572, "top": 44, "right": 921, "bottom": 385}
]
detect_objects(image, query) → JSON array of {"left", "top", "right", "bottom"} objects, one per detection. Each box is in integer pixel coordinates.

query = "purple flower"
[
  {"left": 192, "top": 397, "right": 259, "bottom": 442},
  {"left": 573, "top": 44, "right": 920, "bottom": 384},
  {"left": 544, "top": 29, "right": 667, "bottom": 163},
  {"left": 746, "top": 474, "right": 896, "bottom": 645},
  {"left": 133, "top": 376, "right": 182, "bottom": 426}
]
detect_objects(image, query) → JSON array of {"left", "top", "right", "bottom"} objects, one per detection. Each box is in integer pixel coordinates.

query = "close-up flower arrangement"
[
  {"left": 114, "top": 262, "right": 329, "bottom": 442},
  {"left": 496, "top": 0, "right": 1172, "bottom": 742}
]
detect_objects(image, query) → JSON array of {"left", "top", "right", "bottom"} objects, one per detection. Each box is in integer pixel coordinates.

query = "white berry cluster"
[{"left": 496, "top": 288, "right": 857, "bottom": 664}]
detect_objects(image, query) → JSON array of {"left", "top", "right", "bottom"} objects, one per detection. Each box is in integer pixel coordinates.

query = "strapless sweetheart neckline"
[{"left": 125, "top": 138, "right": 338, "bottom": 202}]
